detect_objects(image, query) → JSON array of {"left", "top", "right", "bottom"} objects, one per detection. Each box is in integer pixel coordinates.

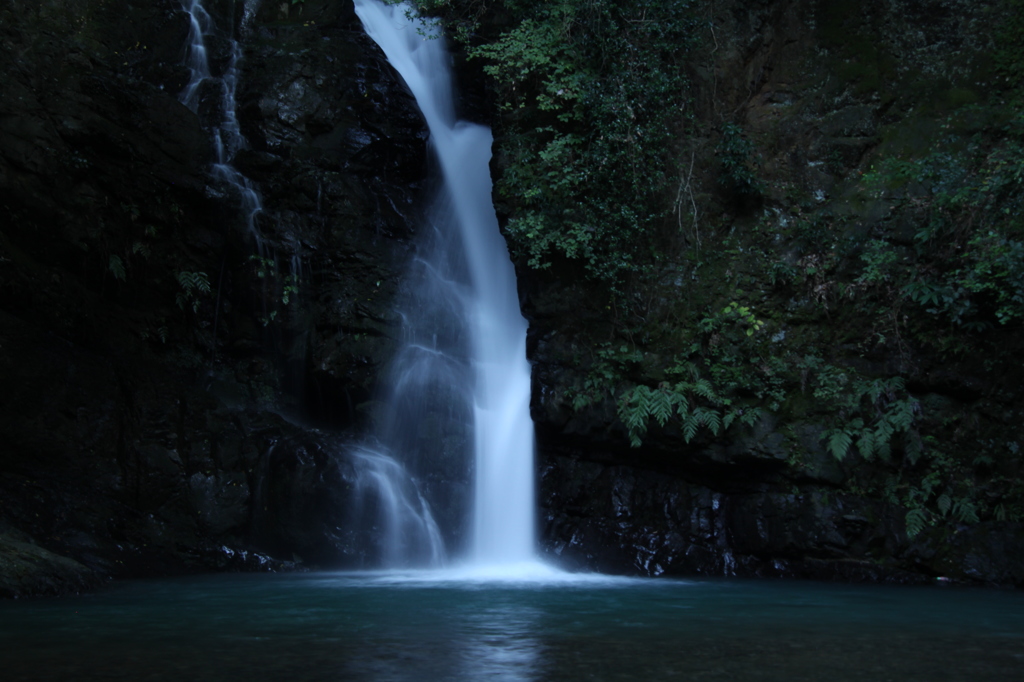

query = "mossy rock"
[{"left": 0, "top": 535, "right": 101, "bottom": 598}]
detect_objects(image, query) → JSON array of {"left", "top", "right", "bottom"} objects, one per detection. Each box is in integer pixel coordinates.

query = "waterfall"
[
  {"left": 178, "top": 1, "right": 448, "bottom": 567},
  {"left": 178, "top": 0, "right": 537, "bottom": 570},
  {"left": 350, "top": 448, "right": 447, "bottom": 567},
  {"left": 354, "top": 0, "right": 537, "bottom": 567},
  {"left": 179, "top": 0, "right": 264, "bottom": 247}
]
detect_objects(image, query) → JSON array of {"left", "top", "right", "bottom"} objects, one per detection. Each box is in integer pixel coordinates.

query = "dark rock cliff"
[
  {"left": 0, "top": 0, "right": 428, "bottom": 596},
  {"left": 1, "top": 0, "right": 1021, "bottom": 596},
  {"left": 523, "top": 0, "right": 1024, "bottom": 587}
]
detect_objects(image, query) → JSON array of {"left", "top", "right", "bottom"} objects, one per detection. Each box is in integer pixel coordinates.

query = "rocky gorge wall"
[
  {"left": 524, "top": 0, "right": 1024, "bottom": 586},
  {"left": 0, "top": 0, "right": 435, "bottom": 596},
  {"left": 1, "top": 0, "right": 1022, "bottom": 597}
]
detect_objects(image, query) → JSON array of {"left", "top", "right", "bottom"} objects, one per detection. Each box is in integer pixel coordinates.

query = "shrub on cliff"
[{"left": 405, "top": 0, "right": 700, "bottom": 293}]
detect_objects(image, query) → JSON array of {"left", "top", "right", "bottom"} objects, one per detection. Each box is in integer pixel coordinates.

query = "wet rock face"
[
  {"left": 0, "top": 0, "right": 432, "bottom": 595},
  {"left": 539, "top": 453, "right": 1024, "bottom": 586},
  {"left": 234, "top": 4, "right": 430, "bottom": 425}
]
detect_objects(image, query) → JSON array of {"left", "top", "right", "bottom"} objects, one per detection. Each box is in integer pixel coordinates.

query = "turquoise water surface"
[{"left": 1, "top": 571, "right": 1021, "bottom": 681}]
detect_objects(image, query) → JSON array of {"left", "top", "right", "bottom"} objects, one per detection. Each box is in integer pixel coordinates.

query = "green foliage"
[
  {"left": 803, "top": 360, "right": 918, "bottom": 463},
  {"left": 281, "top": 275, "right": 299, "bottom": 306},
  {"left": 855, "top": 240, "right": 899, "bottom": 287},
  {"left": 613, "top": 298, "right": 779, "bottom": 447},
  {"left": 417, "top": 0, "right": 699, "bottom": 291},
  {"left": 895, "top": 440, "right": 992, "bottom": 539},
  {"left": 904, "top": 508, "right": 929, "bottom": 538},
  {"left": 567, "top": 342, "right": 642, "bottom": 410},
  {"left": 799, "top": 357, "right": 920, "bottom": 463},
  {"left": 953, "top": 232, "right": 1024, "bottom": 325},
  {"left": 858, "top": 112, "right": 1024, "bottom": 333},
  {"left": 108, "top": 255, "right": 126, "bottom": 282},
  {"left": 768, "top": 261, "right": 799, "bottom": 288},
  {"left": 994, "top": 0, "right": 1024, "bottom": 104},
  {"left": 718, "top": 301, "right": 765, "bottom": 337},
  {"left": 617, "top": 366, "right": 764, "bottom": 448},
  {"left": 716, "top": 123, "right": 762, "bottom": 198},
  {"left": 176, "top": 271, "right": 211, "bottom": 314},
  {"left": 249, "top": 256, "right": 300, "bottom": 326},
  {"left": 101, "top": 200, "right": 162, "bottom": 289},
  {"left": 396, "top": 0, "right": 487, "bottom": 42},
  {"left": 139, "top": 325, "right": 169, "bottom": 344}
]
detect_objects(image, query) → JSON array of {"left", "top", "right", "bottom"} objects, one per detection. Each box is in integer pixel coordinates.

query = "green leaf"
[
  {"left": 682, "top": 412, "right": 700, "bottom": 443},
  {"left": 722, "top": 409, "right": 737, "bottom": 430},
  {"left": 953, "top": 499, "right": 980, "bottom": 524},
  {"left": 740, "top": 408, "right": 763, "bottom": 427},
  {"left": 825, "top": 429, "right": 853, "bottom": 461},
  {"left": 856, "top": 430, "right": 876, "bottom": 460},
  {"left": 905, "top": 508, "right": 929, "bottom": 538},
  {"left": 692, "top": 378, "right": 718, "bottom": 403},
  {"left": 697, "top": 407, "right": 722, "bottom": 436},
  {"left": 109, "top": 255, "right": 126, "bottom": 281}
]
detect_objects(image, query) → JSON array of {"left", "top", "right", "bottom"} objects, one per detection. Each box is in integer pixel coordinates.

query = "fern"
[
  {"left": 674, "top": 399, "right": 691, "bottom": 422},
  {"left": 109, "top": 255, "right": 126, "bottom": 281},
  {"left": 617, "top": 388, "right": 648, "bottom": 447},
  {"left": 905, "top": 433, "right": 924, "bottom": 465},
  {"left": 696, "top": 406, "right": 722, "bottom": 435},
  {"left": 825, "top": 428, "right": 853, "bottom": 460},
  {"left": 937, "top": 493, "right": 952, "bottom": 516},
  {"left": 739, "top": 407, "right": 763, "bottom": 427},
  {"left": 691, "top": 378, "right": 719, "bottom": 404},
  {"left": 905, "top": 508, "right": 929, "bottom": 538},
  {"left": 616, "top": 367, "right": 754, "bottom": 447},
  {"left": 177, "top": 270, "right": 211, "bottom": 294},
  {"left": 888, "top": 398, "right": 915, "bottom": 431},
  {"left": 682, "top": 411, "right": 700, "bottom": 443},
  {"left": 176, "top": 271, "right": 211, "bottom": 313},
  {"left": 953, "top": 498, "right": 980, "bottom": 524},
  {"left": 972, "top": 454, "right": 995, "bottom": 467},
  {"left": 863, "top": 378, "right": 884, "bottom": 404},
  {"left": 821, "top": 375, "right": 920, "bottom": 465},
  {"left": 649, "top": 386, "right": 673, "bottom": 427},
  {"left": 873, "top": 422, "right": 894, "bottom": 460},
  {"left": 856, "top": 429, "right": 876, "bottom": 461},
  {"left": 722, "top": 409, "right": 737, "bottom": 430},
  {"left": 666, "top": 360, "right": 699, "bottom": 381},
  {"left": 623, "top": 401, "right": 649, "bottom": 434}
]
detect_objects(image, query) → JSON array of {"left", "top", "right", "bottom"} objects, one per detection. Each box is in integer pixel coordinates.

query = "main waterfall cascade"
[{"left": 354, "top": 0, "right": 538, "bottom": 568}]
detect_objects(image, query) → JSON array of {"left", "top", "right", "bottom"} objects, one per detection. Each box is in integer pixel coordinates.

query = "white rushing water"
[
  {"left": 350, "top": 448, "right": 447, "bottom": 567},
  {"left": 354, "top": 0, "right": 537, "bottom": 568},
  {"left": 179, "top": 0, "right": 264, "bottom": 246}
]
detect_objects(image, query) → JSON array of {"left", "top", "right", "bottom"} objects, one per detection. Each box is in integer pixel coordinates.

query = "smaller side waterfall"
[
  {"left": 179, "top": 0, "right": 263, "bottom": 246},
  {"left": 350, "top": 448, "right": 446, "bottom": 567}
]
